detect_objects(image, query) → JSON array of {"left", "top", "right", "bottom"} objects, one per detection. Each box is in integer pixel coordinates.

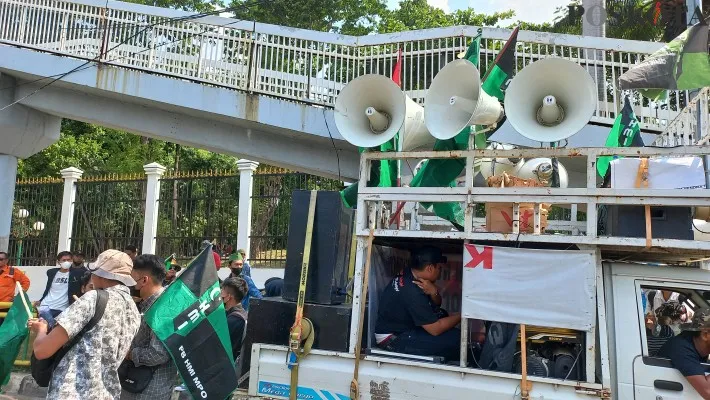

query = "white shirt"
[{"left": 41, "top": 269, "right": 70, "bottom": 311}]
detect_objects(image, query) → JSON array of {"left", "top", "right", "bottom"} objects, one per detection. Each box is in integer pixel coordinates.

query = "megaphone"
[
  {"left": 504, "top": 58, "right": 598, "bottom": 143},
  {"left": 424, "top": 59, "right": 504, "bottom": 140},
  {"left": 334, "top": 74, "right": 432, "bottom": 150},
  {"left": 475, "top": 143, "right": 523, "bottom": 179},
  {"left": 514, "top": 158, "right": 569, "bottom": 188}
]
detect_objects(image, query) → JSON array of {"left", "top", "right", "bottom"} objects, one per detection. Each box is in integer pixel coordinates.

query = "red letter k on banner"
[{"left": 464, "top": 245, "right": 493, "bottom": 269}]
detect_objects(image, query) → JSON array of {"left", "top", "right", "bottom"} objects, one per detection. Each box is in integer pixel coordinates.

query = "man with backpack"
[
  {"left": 28, "top": 249, "right": 141, "bottom": 399},
  {"left": 0, "top": 251, "right": 30, "bottom": 302},
  {"left": 220, "top": 277, "right": 249, "bottom": 361}
]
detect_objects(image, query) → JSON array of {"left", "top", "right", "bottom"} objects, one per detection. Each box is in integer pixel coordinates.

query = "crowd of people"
[{"left": 0, "top": 243, "right": 284, "bottom": 399}]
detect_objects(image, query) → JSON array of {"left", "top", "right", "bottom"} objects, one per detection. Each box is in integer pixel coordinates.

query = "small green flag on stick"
[{"left": 0, "top": 284, "right": 32, "bottom": 387}]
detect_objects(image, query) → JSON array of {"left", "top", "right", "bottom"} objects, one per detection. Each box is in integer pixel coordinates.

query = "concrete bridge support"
[{"left": 0, "top": 73, "right": 62, "bottom": 252}]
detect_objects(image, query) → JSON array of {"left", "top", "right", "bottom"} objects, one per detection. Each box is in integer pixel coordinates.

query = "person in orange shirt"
[{"left": 0, "top": 251, "right": 30, "bottom": 302}]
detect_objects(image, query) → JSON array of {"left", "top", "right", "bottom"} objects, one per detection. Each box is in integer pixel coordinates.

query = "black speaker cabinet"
[
  {"left": 283, "top": 190, "right": 354, "bottom": 305},
  {"left": 236, "top": 297, "right": 366, "bottom": 388},
  {"left": 599, "top": 205, "right": 693, "bottom": 240}
]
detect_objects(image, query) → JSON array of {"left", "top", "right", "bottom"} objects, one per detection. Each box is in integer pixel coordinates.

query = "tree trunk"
[{"left": 249, "top": 175, "right": 285, "bottom": 259}]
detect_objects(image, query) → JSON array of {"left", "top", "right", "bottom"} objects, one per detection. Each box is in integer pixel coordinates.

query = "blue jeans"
[{"left": 385, "top": 327, "right": 462, "bottom": 362}]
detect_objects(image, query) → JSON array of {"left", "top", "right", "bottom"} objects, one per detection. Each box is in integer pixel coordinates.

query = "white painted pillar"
[
  {"left": 236, "top": 159, "right": 259, "bottom": 257},
  {"left": 57, "top": 167, "right": 83, "bottom": 253},
  {"left": 142, "top": 162, "right": 166, "bottom": 255},
  {"left": 0, "top": 155, "right": 18, "bottom": 253}
]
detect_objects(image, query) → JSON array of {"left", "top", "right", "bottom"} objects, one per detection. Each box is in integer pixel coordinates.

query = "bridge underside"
[{"left": 0, "top": 45, "right": 359, "bottom": 180}]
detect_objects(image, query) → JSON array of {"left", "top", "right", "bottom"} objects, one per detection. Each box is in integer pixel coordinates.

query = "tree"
[
  {"left": 229, "top": 0, "right": 387, "bottom": 35},
  {"left": 378, "top": 0, "right": 514, "bottom": 33}
]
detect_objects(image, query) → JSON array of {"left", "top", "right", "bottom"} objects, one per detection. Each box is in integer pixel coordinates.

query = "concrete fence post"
[
  {"left": 57, "top": 167, "right": 83, "bottom": 254},
  {"left": 142, "top": 162, "right": 166, "bottom": 255},
  {"left": 0, "top": 155, "right": 18, "bottom": 253},
  {"left": 236, "top": 159, "right": 259, "bottom": 258}
]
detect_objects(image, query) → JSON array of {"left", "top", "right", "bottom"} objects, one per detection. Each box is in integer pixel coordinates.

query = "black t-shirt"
[
  {"left": 375, "top": 268, "right": 439, "bottom": 335},
  {"left": 658, "top": 331, "right": 708, "bottom": 377}
]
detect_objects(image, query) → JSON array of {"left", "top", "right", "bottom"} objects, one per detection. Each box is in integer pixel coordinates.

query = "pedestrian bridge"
[{"left": 0, "top": 0, "right": 694, "bottom": 180}]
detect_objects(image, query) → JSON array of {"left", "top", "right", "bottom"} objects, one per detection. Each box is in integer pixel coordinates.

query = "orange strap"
[{"left": 635, "top": 158, "right": 652, "bottom": 248}]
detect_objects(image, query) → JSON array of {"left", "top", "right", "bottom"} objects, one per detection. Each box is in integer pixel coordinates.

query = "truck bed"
[{"left": 249, "top": 344, "right": 607, "bottom": 400}]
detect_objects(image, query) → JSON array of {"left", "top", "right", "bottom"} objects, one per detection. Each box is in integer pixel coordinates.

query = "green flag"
[
  {"left": 620, "top": 16, "right": 710, "bottom": 101},
  {"left": 164, "top": 253, "right": 177, "bottom": 271},
  {"left": 410, "top": 28, "right": 519, "bottom": 229},
  {"left": 144, "top": 246, "right": 237, "bottom": 399},
  {"left": 597, "top": 96, "right": 644, "bottom": 178},
  {"left": 0, "top": 290, "right": 32, "bottom": 387}
]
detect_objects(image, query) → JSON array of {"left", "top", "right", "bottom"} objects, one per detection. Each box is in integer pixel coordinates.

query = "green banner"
[
  {"left": 597, "top": 96, "right": 644, "bottom": 178},
  {"left": 144, "top": 246, "right": 237, "bottom": 400},
  {"left": 0, "top": 291, "right": 32, "bottom": 386}
]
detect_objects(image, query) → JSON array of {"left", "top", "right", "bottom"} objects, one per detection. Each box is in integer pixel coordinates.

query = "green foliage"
[
  {"left": 18, "top": 121, "right": 237, "bottom": 179},
  {"left": 123, "top": 0, "right": 219, "bottom": 13}
]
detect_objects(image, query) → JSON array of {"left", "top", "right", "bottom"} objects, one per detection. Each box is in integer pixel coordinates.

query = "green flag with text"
[{"left": 144, "top": 246, "right": 236, "bottom": 400}]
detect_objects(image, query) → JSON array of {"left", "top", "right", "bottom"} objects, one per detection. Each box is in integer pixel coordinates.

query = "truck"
[{"left": 242, "top": 145, "right": 710, "bottom": 400}]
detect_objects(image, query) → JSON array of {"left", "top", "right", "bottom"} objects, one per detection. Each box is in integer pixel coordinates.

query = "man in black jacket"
[
  {"left": 220, "top": 277, "right": 249, "bottom": 361},
  {"left": 35, "top": 251, "right": 87, "bottom": 326}
]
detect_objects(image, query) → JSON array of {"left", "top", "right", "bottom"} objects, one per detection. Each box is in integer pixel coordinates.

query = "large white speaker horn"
[
  {"left": 334, "top": 74, "right": 432, "bottom": 150},
  {"left": 514, "top": 158, "right": 569, "bottom": 188},
  {"left": 425, "top": 59, "right": 504, "bottom": 140},
  {"left": 475, "top": 143, "right": 523, "bottom": 179},
  {"left": 504, "top": 58, "right": 598, "bottom": 143}
]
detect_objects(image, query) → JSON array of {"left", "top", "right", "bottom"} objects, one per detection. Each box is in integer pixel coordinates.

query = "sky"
[{"left": 386, "top": 0, "right": 571, "bottom": 25}]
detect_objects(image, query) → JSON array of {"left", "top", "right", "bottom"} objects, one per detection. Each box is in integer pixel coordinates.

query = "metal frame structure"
[{"left": 347, "top": 145, "right": 710, "bottom": 388}]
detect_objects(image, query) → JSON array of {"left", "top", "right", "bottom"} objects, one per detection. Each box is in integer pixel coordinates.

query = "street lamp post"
[{"left": 13, "top": 209, "right": 45, "bottom": 266}]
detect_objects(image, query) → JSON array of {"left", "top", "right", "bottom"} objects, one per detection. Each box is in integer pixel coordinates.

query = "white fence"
[
  {"left": 0, "top": 0, "right": 698, "bottom": 133},
  {"left": 654, "top": 88, "right": 710, "bottom": 146}
]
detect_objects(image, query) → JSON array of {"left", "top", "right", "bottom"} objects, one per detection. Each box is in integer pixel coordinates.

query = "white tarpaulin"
[
  {"left": 462, "top": 245, "right": 596, "bottom": 331},
  {"left": 611, "top": 157, "right": 706, "bottom": 190}
]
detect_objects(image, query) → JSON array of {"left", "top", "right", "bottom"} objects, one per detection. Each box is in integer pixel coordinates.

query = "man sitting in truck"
[
  {"left": 374, "top": 247, "right": 462, "bottom": 362},
  {"left": 658, "top": 308, "right": 710, "bottom": 399}
]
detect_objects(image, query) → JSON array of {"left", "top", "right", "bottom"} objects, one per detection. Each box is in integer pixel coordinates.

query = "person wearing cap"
[
  {"left": 375, "top": 246, "right": 462, "bottom": 361},
  {"left": 227, "top": 252, "right": 262, "bottom": 311},
  {"left": 658, "top": 307, "right": 710, "bottom": 399},
  {"left": 237, "top": 248, "right": 251, "bottom": 277},
  {"left": 28, "top": 249, "right": 141, "bottom": 400}
]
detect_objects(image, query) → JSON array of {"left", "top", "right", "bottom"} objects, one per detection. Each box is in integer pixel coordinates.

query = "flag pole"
[{"left": 15, "top": 282, "right": 32, "bottom": 319}]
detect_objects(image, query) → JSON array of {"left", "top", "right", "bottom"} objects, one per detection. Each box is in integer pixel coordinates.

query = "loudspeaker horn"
[
  {"left": 475, "top": 142, "right": 523, "bottom": 179},
  {"left": 425, "top": 59, "right": 504, "bottom": 140},
  {"left": 514, "top": 158, "right": 569, "bottom": 188},
  {"left": 504, "top": 58, "right": 598, "bottom": 143},
  {"left": 334, "top": 74, "right": 433, "bottom": 150}
]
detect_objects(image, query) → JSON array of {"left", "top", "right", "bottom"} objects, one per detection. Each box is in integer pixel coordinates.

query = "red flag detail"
[
  {"left": 464, "top": 245, "right": 493, "bottom": 269},
  {"left": 392, "top": 49, "right": 402, "bottom": 87},
  {"left": 653, "top": 1, "right": 662, "bottom": 24}
]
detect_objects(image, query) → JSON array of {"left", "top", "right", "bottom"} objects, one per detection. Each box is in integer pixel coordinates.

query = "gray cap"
[{"left": 680, "top": 308, "right": 710, "bottom": 332}]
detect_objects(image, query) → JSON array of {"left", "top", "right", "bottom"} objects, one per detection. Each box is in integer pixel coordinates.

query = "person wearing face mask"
[
  {"left": 35, "top": 251, "right": 84, "bottom": 328},
  {"left": 227, "top": 253, "right": 262, "bottom": 311},
  {"left": 220, "top": 277, "right": 249, "bottom": 361}
]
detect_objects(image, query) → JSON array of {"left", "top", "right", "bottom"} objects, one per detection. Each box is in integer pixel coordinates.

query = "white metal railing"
[
  {"left": 355, "top": 147, "right": 710, "bottom": 256},
  {"left": 0, "top": 0, "right": 689, "bottom": 132},
  {"left": 655, "top": 87, "right": 710, "bottom": 146}
]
